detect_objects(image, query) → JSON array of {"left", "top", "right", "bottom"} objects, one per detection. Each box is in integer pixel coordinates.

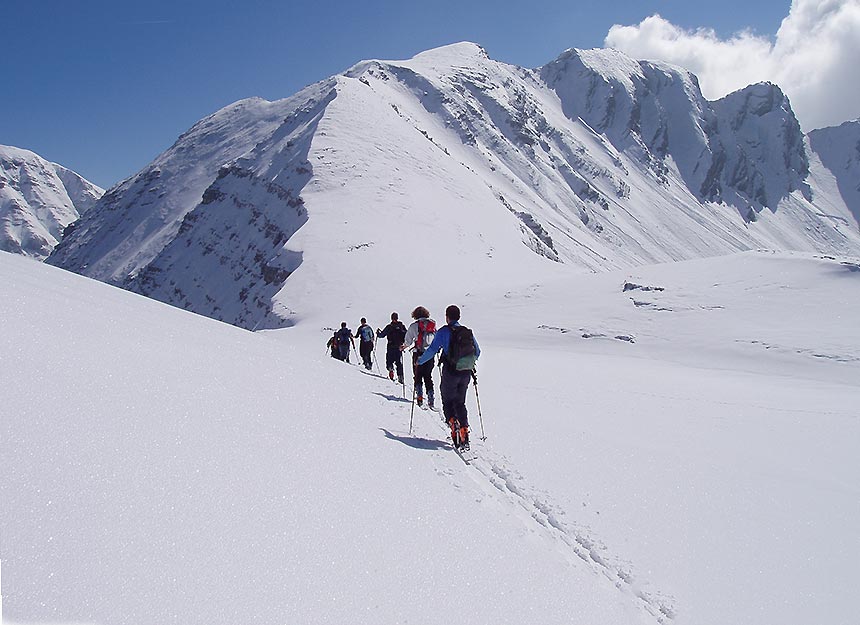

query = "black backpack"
[{"left": 446, "top": 325, "right": 477, "bottom": 371}]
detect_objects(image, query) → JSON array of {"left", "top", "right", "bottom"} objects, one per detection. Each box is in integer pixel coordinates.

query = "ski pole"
[
  {"left": 409, "top": 383, "right": 416, "bottom": 435},
  {"left": 400, "top": 351, "right": 406, "bottom": 398},
  {"left": 472, "top": 369, "right": 486, "bottom": 441},
  {"left": 372, "top": 341, "right": 381, "bottom": 374}
]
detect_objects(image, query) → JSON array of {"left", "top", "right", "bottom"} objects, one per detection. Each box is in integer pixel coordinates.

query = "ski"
[
  {"left": 421, "top": 403, "right": 475, "bottom": 463},
  {"left": 457, "top": 444, "right": 478, "bottom": 463},
  {"left": 452, "top": 445, "right": 473, "bottom": 465},
  {"left": 450, "top": 428, "right": 476, "bottom": 464}
]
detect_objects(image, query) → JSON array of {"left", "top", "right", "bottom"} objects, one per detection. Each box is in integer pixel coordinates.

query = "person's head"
[
  {"left": 445, "top": 305, "right": 461, "bottom": 323},
  {"left": 341, "top": 322, "right": 347, "bottom": 328},
  {"left": 391, "top": 312, "right": 399, "bottom": 321},
  {"left": 411, "top": 306, "right": 430, "bottom": 320},
  {"left": 360, "top": 317, "right": 366, "bottom": 324}
]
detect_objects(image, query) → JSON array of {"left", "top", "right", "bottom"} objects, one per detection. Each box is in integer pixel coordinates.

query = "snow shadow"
[
  {"left": 372, "top": 392, "right": 412, "bottom": 404},
  {"left": 379, "top": 428, "right": 449, "bottom": 451},
  {"left": 359, "top": 369, "right": 394, "bottom": 381}
]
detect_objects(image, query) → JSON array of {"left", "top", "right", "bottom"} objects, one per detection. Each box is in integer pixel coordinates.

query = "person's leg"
[
  {"left": 412, "top": 353, "right": 423, "bottom": 402},
  {"left": 385, "top": 348, "right": 396, "bottom": 379},
  {"left": 419, "top": 360, "right": 434, "bottom": 406},
  {"left": 395, "top": 352, "right": 404, "bottom": 384},
  {"left": 454, "top": 371, "right": 471, "bottom": 448},
  {"left": 421, "top": 361, "right": 434, "bottom": 397},
  {"left": 441, "top": 368, "right": 463, "bottom": 445}
]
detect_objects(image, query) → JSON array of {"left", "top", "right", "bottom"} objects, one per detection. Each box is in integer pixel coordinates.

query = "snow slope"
[
  {"left": 3, "top": 247, "right": 859, "bottom": 625},
  {"left": 47, "top": 43, "right": 860, "bottom": 331},
  {"left": 808, "top": 119, "right": 860, "bottom": 226},
  {"left": 0, "top": 145, "right": 103, "bottom": 259}
]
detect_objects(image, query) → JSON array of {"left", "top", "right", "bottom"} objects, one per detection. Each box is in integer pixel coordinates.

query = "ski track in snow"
[
  {"left": 738, "top": 339, "right": 860, "bottom": 364},
  {"left": 369, "top": 366, "right": 676, "bottom": 623}
]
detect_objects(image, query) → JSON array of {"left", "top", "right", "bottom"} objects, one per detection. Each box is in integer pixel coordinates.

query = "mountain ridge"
[{"left": 47, "top": 42, "right": 860, "bottom": 329}]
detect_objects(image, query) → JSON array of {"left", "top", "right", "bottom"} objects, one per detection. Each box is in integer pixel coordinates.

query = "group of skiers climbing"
[{"left": 326, "top": 305, "right": 480, "bottom": 451}]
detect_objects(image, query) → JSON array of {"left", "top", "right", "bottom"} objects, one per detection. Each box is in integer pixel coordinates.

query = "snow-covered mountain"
[
  {"left": 1, "top": 145, "right": 104, "bottom": 259},
  {"left": 807, "top": 119, "right": 860, "bottom": 226},
  {"left": 48, "top": 43, "right": 860, "bottom": 330}
]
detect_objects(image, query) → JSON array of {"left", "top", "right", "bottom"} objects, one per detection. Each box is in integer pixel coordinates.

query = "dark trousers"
[
  {"left": 440, "top": 366, "right": 471, "bottom": 428},
  {"left": 359, "top": 341, "right": 373, "bottom": 369},
  {"left": 338, "top": 344, "right": 350, "bottom": 362},
  {"left": 412, "top": 354, "right": 435, "bottom": 398},
  {"left": 386, "top": 346, "right": 403, "bottom": 379}
]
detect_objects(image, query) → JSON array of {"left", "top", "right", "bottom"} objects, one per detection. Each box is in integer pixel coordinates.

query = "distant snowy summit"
[
  {"left": 48, "top": 42, "right": 860, "bottom": 330},
  {"left": 1, "top": 145, "right": 104, "bottom": 259}
]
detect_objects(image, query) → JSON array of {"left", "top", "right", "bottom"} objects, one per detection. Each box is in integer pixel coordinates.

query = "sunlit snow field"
[{"left": 3, "top": 249, "right": 859, "bottom": 625}]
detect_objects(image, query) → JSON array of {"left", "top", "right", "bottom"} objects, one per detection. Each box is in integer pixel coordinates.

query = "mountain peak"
[
  {"left": 1, "top": 144, "right": 103, "bottom": 259},
  {"left": 405, "top": 41, "right": 490, "bottom": 66},
  {"left": 545, "top": 47, "right": 645, "bottom": 88}
]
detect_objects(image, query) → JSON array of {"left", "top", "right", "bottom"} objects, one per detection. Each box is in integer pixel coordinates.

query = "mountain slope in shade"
[
  {"left": 0, "top": 145, "right": 104, "bottom": 259},
  {"left": 808, "top": 119, "right": 860, "bottom": 226},
  {"left": 48, "top": 43, "right": 860, "bottom": 330}
]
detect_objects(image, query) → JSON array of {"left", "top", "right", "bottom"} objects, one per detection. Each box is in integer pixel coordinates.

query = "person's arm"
[
  {"left": 377, "top": 325, "right": 388, "bottom": 338},
  {"left": 417, "top": 326, "right": 447, "bottom": 365},
  {"left": 473, "top": 334, "right": 481, "bottom": 359},
  {"left": 402, "top": 322, "right": 418, "bottom": 351}
]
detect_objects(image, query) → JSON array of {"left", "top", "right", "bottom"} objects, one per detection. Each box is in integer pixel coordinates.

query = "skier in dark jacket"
[
  {"left": 354, "top": 317, "right": 375, "bottom": 370},
  {"left": 417, "top": 305, "right": 480, "bottom": 450},
  {"left": 326, "top": 331, "right": 341, "bottom": 360},
  {"left": 376, "top": 312, "right": 407, "bottom": 383},
  {"left": 335, "top": 322, "right": 356, "bottom": 363}
]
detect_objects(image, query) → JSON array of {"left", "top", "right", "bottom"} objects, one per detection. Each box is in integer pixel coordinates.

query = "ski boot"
[{"left": 459, "top": 426, "right": 470, "bottom": 451}]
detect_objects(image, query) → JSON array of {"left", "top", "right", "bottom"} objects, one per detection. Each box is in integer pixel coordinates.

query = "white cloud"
[{"left": 604, "top": 0, "right": 860, "bottom": 131}]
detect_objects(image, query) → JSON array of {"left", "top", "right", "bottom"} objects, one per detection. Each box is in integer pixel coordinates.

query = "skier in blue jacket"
[{"left": 417, "top": 305, "right": 480, "bottom": 450}]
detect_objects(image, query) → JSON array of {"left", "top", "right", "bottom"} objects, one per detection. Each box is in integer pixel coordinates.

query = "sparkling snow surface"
[{"left": 2, "top": 248, "right": 859, "bottom": 625}]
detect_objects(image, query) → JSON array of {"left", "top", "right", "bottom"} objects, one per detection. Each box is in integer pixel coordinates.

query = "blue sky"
[{"left": 4, "top": 1, "right": 803, "bottom": 188}]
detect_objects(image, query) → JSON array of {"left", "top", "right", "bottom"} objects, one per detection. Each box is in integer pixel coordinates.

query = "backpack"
[
  {"left": 359, "top": 325, "right": 374, "bottom": 342},
  {"left": 336, "top": 328, "right": 351, "bottom": 345},
  {"left": 415, "top": 319, "right": 436, "bottom": 355},
  {"left": 446, "top": 324, "right": 477, "bottom": 371}
]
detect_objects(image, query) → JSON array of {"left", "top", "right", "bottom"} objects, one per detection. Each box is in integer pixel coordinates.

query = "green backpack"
[{"left": 446, "top": 325, "right": 477, "bottom": 371}]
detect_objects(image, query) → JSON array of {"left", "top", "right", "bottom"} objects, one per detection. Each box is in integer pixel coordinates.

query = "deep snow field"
[{"left": 2, "top": 248, "right": 859, "bottom": 625}]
